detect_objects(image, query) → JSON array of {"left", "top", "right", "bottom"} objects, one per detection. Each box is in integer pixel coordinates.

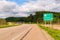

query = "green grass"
[
  {"left": 39, "top": 24, "right": 60, "bottom": 40},
  {"left": 0, "top": 24, "right": 20, "bottom": 28}
]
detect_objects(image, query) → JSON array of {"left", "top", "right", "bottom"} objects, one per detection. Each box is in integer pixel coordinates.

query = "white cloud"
[
  {"left": 19, "top": 0, "right": 60, "bottom": 12},
  {"left": 0, "top": 1, "right": 28, "bottom": 18},
  {"left": 0, "top": 0, "right": 60, "bottom": 18}
]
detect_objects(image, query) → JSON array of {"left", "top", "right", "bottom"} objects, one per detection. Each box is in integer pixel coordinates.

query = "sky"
[{"left": 0, "top": 0, "right": 60, "bottom": 18}]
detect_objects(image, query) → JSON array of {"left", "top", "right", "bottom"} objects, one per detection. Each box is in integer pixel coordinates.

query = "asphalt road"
[
  {"left": 0, "top": 24, "right": 53, "bottom": 40},
  {"left": 23, "top": 24, "right": 53, "bottom": 40},
  {"left": 0, "top": 24, "right": 32, "bottom": 40}
]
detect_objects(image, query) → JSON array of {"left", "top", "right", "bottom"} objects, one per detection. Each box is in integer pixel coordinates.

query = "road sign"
[
  {"left": 43, "top": 13, "right": 53, "bottom": 21},
  {"left": 43, "top": 13, "right": 53, "bottom": 27}
]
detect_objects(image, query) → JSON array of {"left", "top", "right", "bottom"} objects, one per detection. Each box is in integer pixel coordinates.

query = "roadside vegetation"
[
  {"left": 39, "top": 24, "right": 60, "bottom": 40},
  {"left": 0, "top": 24, "right": 19, "bottom": 28},
  {"left": 0, "top": 22, "right": 20, "bottom": 28},
  {"left": 6, "top": 11, "right": 60, "bottom": 24},
  {"left": 0, "top": 11, "right": 60, "bottom": 28},
  {"left": 0, "top": 19, "right": 20, "bottom": 28}
]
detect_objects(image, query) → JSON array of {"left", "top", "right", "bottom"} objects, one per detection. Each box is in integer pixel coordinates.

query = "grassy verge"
[
  {"left": 39, "top": 24, "right": 60, "bottom": 40},
  {"left": 0, "top": 24, "right": 20, "bottom": 28}
]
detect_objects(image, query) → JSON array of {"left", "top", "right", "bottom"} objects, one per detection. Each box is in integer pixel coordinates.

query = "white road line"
[{"left": 12, "top": 27, "right": 32, "bottom": 40}]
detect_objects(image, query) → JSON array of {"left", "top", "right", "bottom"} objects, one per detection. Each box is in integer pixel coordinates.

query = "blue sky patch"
[{"left": 7, "top": 0, "right": 30, "bottom": 5}]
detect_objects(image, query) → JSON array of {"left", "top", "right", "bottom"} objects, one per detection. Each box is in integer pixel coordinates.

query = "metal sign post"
[
  {"left": 50, "top": 21, "right": 52, "bottom": 28},
  {"left": 45, "top": 21, "right": 46, "bottom": 26}
]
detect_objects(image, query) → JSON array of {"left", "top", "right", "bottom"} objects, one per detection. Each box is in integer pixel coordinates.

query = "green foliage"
[
  {"left": 53, "top": 17, "right": 58, "bottom": 23},
  {"left": 5, "top": 11, "right": 60, "bottom": 23},
  {"left": 0, "top": 24, "right": 19, "bottom": 28},
  {"left": 6, "top": 17, "right": 26, "bottom": 22},
  {"left": 39, "top": 25, "right": 60, "bottom": 40},
  {"left": 6, "top": 17, "right": 20, "bottom": 22}
]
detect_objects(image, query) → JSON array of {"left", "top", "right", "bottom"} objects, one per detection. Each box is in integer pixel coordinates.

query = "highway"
[
  {"left": 0, "top": 24, "right": 53, "bottom": 40},
  {"left": 0, "top": 24, "right": 32, "bottom": 40}
]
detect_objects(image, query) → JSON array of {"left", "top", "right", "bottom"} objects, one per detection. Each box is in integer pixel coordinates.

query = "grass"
[
  {"left": 0, "top": 24, "right": 20, "bottom": 28},
  {"left": 39, "top": 24, "right": 60, "bottom": 40}
]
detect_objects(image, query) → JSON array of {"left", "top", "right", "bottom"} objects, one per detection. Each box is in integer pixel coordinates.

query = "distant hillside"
[{"left": 5, "top": 11, "right": 60, "bottom": 23}]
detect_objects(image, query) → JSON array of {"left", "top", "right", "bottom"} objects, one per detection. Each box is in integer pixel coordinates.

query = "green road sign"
[{"left": 43, "top": 13, "right": 53, "bottom": 21}]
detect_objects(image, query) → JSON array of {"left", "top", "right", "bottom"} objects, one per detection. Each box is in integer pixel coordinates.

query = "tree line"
[{"left": 5, "top": 11, "right": 60, "bottom": 24}]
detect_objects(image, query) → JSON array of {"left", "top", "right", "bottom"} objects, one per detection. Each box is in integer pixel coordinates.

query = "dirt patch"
[{"left": 42, "top": 24, "right": 60, "bottom": 30}]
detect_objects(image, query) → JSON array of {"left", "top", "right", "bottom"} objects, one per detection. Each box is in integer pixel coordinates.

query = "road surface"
[
  {"left": 0, "top": 24, "right": 53, "bottom": 40},
  {"left": 23, "top": 24, "right": 53, "bottom": 40}
]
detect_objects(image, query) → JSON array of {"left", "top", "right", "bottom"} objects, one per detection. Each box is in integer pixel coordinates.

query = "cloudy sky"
[{"left": 0, "top": 0, "right": 60, "bottom": 18}]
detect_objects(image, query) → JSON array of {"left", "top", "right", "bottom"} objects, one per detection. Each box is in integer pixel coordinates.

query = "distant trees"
[
  {"left": 53, "top": 13, "right": 60, "bottom": 24},
  {"left": 6, "top": 17, "right": 16, "bottom": 22},
  {"left": 6, "top": 17, "right": 26, "bottom": 22},
  {"left": 27, "top": 11, "right": 60, "bottom": 24},
  {"left": 5, "top": 11, "right": 60, "bottom": 24},
  {"left": 35, "top": 11, "right": 60, "bottom": 23},
  {"left": 27, "top": 14, "right": 34, "bottom": 22}
]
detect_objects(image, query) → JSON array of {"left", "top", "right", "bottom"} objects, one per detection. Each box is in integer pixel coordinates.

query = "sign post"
[{"left": 43, "top": 13, "right": 53, "bottom": 27}]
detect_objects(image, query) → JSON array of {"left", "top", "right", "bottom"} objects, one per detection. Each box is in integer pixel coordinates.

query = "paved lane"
[
  {"left": 0, "top": 24, "right": 32, "bottom": 40},
  {"left": 0, "top": 24, "right": 53, "bottom": 40},
  {"left": 23, "top": 24, "right": 53, "bottom": 40}
]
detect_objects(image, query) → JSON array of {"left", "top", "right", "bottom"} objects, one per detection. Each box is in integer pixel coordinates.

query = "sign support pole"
[
  {"left": 45, "top": 21, "right": 46, "bottom": 26},
  {"left": 50, "top": 21, "right": 52, "bottom": 28}
]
